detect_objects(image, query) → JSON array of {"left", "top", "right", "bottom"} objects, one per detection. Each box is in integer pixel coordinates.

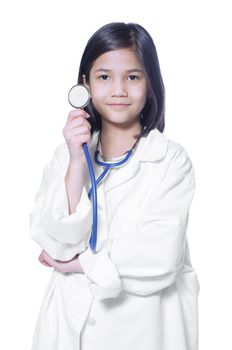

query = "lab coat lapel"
[
  {"left": 88, "top": 128, "right": 168, "bottom": 193},
  {"left": 104, "top": 159, "right": 140, "bottom": 192}
]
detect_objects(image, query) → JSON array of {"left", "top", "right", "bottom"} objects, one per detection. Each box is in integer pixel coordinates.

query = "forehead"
[{"left": 91, "top": 49, "right": 143, "bottom": 71}]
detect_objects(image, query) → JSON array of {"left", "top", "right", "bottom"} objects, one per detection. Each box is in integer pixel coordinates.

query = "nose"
[{"left": 110, "top": 78, "right": 128, "bottom": 97}]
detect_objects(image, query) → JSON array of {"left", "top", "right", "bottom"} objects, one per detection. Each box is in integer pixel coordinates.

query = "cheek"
[
  {"left": 90, "top": 89, "right": 106, "bottom": 114},
  {"left": 130, "top": 82, "right": 147, "bottom": 100},
  {"left": 132, "top": 89, "right": 147, "bottom": 107},
  {"left": 90, "top": 84, "right": 107, "bottom": 104}
]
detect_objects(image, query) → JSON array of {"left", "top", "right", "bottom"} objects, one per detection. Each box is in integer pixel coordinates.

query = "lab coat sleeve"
[
  {"left": 29, "top": 143, "right": 93, "bottom": 261},
  {"left": 78, "top": 148, "right": 196, "bottom": 300}
]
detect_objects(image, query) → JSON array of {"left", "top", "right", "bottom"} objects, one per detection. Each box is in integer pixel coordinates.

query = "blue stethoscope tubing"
[
  {"left": 68, "top": 83, "right": 135, "bottom": 252},
  {"left": 82, "top": 142, "right": 133, "bottom": 253},
  {"left": 82, "top": 143, "right": 98, "bottom": 253}
]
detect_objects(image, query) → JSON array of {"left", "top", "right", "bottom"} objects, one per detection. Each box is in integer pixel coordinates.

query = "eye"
[
  {"left": 128, "top": 75, "right": 139, "bottom": 81},
  {"left": 99, "top": 74, "right": 109, "bottom": 80}
]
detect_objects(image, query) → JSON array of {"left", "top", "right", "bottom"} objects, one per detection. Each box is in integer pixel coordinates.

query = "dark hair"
[{"left": 77, "top": 22, "right": 165, "bottom": 138}]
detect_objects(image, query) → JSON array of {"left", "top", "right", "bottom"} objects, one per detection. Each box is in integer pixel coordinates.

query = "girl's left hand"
[{"left": 38, "top": 250, "right": 84, "bottom": 274}]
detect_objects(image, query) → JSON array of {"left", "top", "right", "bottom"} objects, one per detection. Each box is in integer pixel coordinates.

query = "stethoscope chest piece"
[{"left": 68, "top": 84, "right": 90, "bottom": 108}]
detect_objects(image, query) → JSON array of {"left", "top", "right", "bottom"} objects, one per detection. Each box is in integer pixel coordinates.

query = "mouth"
[{"left": 107, "top": 103, "right": 130, "bottom": 108}]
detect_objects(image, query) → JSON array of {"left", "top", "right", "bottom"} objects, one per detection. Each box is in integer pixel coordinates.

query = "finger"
[
  {"left": 64, "top": 118, "right": 91, "bottom": 134},
  {"left": 67, "top": 134, "right": 91, "bottom": 148},
  {"left": 66, "top": 109, "right": 90, "bottom": 125},
  {"left": 66, "top": 126, "right": 90, "bottom": 139},
  {"left": 42, "top": 261, "right": 52, "bottom": 267},
  {"left": 39, "top": 251, "right": 56, "bottom": 266},
  {"left": 68, "top": 117, "right": 91, "bottom": 130},
  {"left": 38, "top": 255, "right": 51, "bottom": 266}
]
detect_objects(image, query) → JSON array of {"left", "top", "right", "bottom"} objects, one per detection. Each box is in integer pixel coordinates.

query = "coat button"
[{"left": 87, "top": 317, "right": 96, "bottom": 326}]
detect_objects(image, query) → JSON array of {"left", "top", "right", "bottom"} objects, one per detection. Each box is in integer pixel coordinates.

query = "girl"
[{"left": 30, "top": 22, "right": 200, "bottom": 350}]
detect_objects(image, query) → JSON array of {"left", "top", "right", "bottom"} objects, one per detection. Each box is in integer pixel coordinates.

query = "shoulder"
[
  {"left": 157, "top": 129, "right": 190, "bottom": 157},
  {"left": 150, "top": 129, "right": 195, "bottom": 180},
  {"left": 45, "top": 142, "right": 69, "bottom": 176},
  {"left": 145, "top": 128, "right": 192, "bottom": 164}
]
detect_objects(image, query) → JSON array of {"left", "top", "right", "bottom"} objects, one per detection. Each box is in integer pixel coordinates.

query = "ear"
[
  {"left": 82, "top": 74, "right": 91, "bottom": 97},
  {"left": 82, "top": 74, "right": 87, "bottom": 85}
]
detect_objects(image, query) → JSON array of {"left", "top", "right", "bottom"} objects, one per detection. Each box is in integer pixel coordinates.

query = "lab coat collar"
[
  {"left": 89, "top": 127, "right": 168, "bottom": 163},
  {"left": 87, "top": 128, "right": 168, "bottom": 195}
]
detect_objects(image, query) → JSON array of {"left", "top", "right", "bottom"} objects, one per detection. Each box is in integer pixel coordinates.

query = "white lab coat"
[{"left": 30, "top": 128, "right": 200, "bottom": 350}]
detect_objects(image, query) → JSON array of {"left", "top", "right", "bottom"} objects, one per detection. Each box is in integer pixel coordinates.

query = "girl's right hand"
[{"left": 63, "top": 109, "right": 92, "bottom": 162}]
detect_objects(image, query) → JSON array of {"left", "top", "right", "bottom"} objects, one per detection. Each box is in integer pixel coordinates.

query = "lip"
[{"left": 107, "top": 103, "right": 130, "bottom": 107}]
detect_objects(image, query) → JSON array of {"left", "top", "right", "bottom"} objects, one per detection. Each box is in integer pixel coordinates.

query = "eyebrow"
[{"left": 94, "top": 68, "right": 144, "bottom": 73}]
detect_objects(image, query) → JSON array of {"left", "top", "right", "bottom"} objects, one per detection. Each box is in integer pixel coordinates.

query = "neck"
[{"left": 99, "top": 122, "right": 143, "bottom": 158}]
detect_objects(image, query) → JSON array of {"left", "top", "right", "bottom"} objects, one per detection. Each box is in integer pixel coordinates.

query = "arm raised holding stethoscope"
[
  {"left": 38, "top": 107, "right": 92, "bottom": 273},
  {"left": 63, "top": 108, "right": 91, "bottom": 214}
]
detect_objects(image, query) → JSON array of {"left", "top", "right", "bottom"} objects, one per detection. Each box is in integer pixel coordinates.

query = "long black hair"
[{"left": 77, "top": 22, "right": 165, "bottom": 138}]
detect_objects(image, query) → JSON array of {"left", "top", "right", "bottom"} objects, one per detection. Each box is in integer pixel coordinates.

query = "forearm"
[{"left": 64, "top": 159, "right": 87, "bottom": 214}]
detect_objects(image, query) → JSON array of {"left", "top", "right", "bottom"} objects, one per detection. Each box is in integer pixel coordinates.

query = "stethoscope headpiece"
[{"left": 68, "top": 84, "right": 90, "bottom": 108}]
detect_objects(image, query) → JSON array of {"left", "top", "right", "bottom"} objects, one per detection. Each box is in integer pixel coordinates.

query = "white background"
[{"left": 0, "top": 0, "right": 231, "bottom": 348}]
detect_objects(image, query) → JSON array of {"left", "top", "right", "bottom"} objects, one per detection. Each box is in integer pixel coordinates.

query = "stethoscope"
[{"left": 68, "top": 80, "right": 140, "bottom": 253}]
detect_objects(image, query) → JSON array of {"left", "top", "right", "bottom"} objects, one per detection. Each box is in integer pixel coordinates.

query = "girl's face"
[{"left": 88, "top": 49, "right": 147, "bottom": 129}]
